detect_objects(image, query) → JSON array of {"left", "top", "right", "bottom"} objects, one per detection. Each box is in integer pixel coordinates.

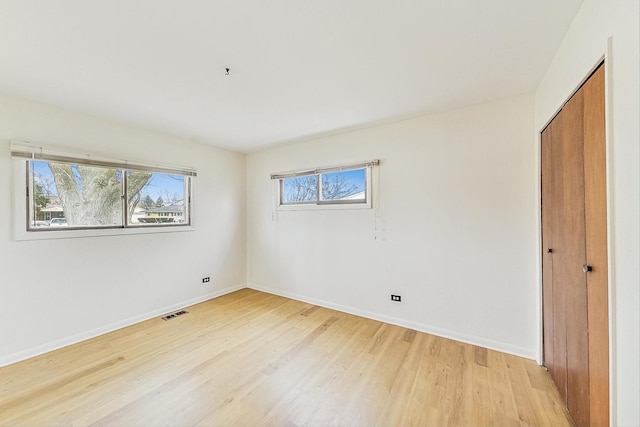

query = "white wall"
[
  {"left": 247, "top": 93, "right": 538, "bottom": 358},
  {"left": 0, "top": 93, "right": 246, "bottom": 366},
  {"left": 535, "top": 0, "right": 640, "bottom": 425}
]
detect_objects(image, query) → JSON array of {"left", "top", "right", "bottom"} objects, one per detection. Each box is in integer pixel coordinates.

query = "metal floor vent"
[{"left": 161, "top": 310, "right": 188, "bottom": 321}]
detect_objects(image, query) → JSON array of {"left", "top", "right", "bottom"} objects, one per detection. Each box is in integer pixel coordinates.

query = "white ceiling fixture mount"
[{"left": 0, "top": 0, "right": 584, "bottom": 152}]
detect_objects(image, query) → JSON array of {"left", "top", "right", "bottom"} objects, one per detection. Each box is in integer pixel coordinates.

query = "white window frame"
[
  {"left": 273, "top": 161, "right": 378, "bottom": 211},
  {"left": 11, "top": 141, "right": 197, "bottom": 240}
]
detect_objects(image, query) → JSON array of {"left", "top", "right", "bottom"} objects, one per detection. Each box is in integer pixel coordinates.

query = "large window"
[
  {"left": 273, "top": 160, "right": 378, "bottom": 209},
  {"left": 28, "top": 160, "right": 191, "bottom": 230},
  {"left": 12, "top": 141, "right": 196, "bottom": 233}
]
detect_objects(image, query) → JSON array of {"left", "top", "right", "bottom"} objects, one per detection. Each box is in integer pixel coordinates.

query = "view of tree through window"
[
  {"left": 28, "top": 160, "right": 190, "bottom": 230},
  {"left": 321, "top": 169, "right": 365, "bottom": 202},
  {"left": 280, "top": 168, "right": 366, "bottom": 205},
  {"left": 131, "top": 171, "right": 187, "bottom": 225},
  {"left": 282, "top": 175, "right": 318, "bottom": 204}
]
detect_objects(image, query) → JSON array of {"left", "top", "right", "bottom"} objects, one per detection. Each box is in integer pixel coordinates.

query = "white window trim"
[
  {"left": 275, "top": 163, "right": 375, "bottom": 211},
  {"left": 12, "top": 155, "right": 196, "bottom": 241}
]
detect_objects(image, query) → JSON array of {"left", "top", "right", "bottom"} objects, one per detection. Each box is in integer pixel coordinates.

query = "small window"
[
  {"left": 273, "top": 161, "right": 377, "bottom": 210},
  {"left": 27, "top": 160, "right": 192, "bottom": 231}
]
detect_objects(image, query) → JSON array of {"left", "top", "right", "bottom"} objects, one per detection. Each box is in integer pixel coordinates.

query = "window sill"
[
  {"left": 277, "top": 202, "right": 372, "bottom": 211},
  {"left": 13, "top": 224, "right": 195, "bottom": 241}
]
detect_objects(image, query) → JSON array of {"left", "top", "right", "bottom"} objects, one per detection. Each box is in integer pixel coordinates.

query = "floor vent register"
[{"left": 161, "top": 310, "right": 188, "bottom": 321}]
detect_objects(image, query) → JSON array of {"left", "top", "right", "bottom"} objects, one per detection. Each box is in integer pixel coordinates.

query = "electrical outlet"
[
  {"left": 391, "top": 294, "right": 401, "bottom": 302},
  {"left": 202, "top": 277, "right": 210, "bottom": 283}
]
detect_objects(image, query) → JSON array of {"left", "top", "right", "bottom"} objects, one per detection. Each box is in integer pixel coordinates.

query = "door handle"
[{"left": 583, "top": 265, "right": 593, "bottom": 273}]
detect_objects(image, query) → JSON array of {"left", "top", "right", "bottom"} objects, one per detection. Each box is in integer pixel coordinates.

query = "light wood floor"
[{"left": 0, "top": 289, "right": 573, "bottom": 426}]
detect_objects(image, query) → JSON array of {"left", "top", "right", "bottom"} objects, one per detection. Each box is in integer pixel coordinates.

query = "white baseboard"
[
  {"left": 1, "top": 283, "right": 535, "bottom": 368},
  {"left": 0, "top": 283, "right": 246, "bottom": 368},
  {"left": 247, "top": 283, "right": 535, "bottom": 360}
]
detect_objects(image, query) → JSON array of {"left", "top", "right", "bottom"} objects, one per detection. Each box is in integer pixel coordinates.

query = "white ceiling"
[{"left": 0, "top": 1, "right": 583, "bottom": 152}]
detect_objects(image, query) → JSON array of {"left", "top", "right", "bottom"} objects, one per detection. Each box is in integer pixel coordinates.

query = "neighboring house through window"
[{"left": 11, "top": 141, "right": 196, "bottom": 232}]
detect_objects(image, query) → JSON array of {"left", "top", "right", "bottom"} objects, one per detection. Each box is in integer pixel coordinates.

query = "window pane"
[
  {"left": 130, "top": 172, "right": 188, "bottom": 225},
  {"left": 282, "top": 175, "right": 318, "bottom": 204},
  {"left": 29, "top": 160, "right": 123, "bottom": 229},
  {"left": 321, "top": 168, "right": 366, "bottom": 201}
]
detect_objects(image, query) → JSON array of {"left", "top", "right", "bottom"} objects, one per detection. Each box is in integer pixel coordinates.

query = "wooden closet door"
[
  {"left": 541, "top": 124, "right": 555, "bottom": 383},
  {"left": 582, "top": 64, "right": 609, "bottom": 426},
  {"left": 558, "top": 88, "right": 591, "bottom": 427},
  {"left": 542, "top": 119, "right": 568, "bottom": 402},
  {"left": 541, "top": 63, "right": 608, "bottom": 427}
]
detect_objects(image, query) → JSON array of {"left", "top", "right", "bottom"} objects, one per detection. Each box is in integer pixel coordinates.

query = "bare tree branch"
[{"left": 322, "top": 175, "right": 358, "bottom": 200}]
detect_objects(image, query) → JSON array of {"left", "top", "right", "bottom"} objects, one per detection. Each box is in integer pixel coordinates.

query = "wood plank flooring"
[{"left": 0, "top": 289, "right": 573, "bottom": 426}]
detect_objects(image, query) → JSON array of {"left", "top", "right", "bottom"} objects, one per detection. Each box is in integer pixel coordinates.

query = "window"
[
  {"left": 273, "top": 160, "right": 378, "bottom": 209},
  {"left": 281, "top": 175, "right": 318, "bottom": 204},
  {"left": 321, "top": 169, "right": 366, "bottom": 203},
  {"left": 27, "top": 160, "right": 191, "bottom": 231},
  {"left": 12, "top": 141, "right": 196, "bottom": 233},
  {"left": 129, "top": 171, "right": 188, "bottom": 226}
]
